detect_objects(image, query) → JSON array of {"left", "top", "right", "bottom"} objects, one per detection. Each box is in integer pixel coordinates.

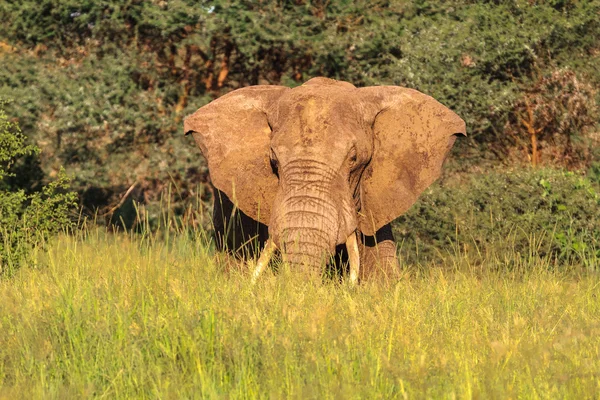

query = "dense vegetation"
[
  {"left": 1, "top": 0, "right": 599, "bottom": 227},
  {"left": 0, "top": 102, "right": 75, "bottom": 276},
  {"left": 395, "top": 168, "right": 600, "bottom": 267}
]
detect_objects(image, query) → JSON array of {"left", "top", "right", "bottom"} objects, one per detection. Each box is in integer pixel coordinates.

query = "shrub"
[
  {"left": 1, "top": 0, "right": 598, "bottom": 227},
  {"left": 0, "top": 102, "right": 76, "bottom": 276},
  {"left": 393, "top": 168, "right": 600, "bottom": 268},
  {"left": 504, "top": 68, "right": 599, "bottom": 169}
]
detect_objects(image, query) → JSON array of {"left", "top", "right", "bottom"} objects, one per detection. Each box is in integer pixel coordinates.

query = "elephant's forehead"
[
  {"left": 275, "top": 86, "right": 359, "bottom": 125},
  {"left": 272, "top": 109, "right": 367, "bottom": 162}
]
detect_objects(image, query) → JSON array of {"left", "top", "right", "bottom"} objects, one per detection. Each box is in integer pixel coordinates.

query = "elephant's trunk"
[
  {"left": 269, "top": 160, "right": 341, "bottom": 273},
  {"left": 279, "top": 215, "right": 337, "bottom": 271}
]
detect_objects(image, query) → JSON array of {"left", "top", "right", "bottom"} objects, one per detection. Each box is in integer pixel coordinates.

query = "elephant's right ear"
[{"left": 184, "top": 86, "right": 289, "bottom": 225}]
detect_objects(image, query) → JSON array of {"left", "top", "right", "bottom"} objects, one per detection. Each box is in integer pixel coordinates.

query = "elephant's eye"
[{"left": 348, "top": 147, "right": 358, "bottom": 165}]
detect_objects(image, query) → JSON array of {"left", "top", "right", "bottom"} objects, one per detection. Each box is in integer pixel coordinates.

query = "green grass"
[{"left": 1, "top": 229, "right": 599, "bottom": 399}]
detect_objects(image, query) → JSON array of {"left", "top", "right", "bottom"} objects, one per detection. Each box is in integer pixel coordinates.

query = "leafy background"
[{"left": 0, "top": 0, "right": 599, "bottom": 261}]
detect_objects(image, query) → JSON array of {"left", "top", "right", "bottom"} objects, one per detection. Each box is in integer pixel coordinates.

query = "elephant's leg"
[
  {"left": 359, "top": 223, "right": 399, "bottom": 281},
  {"left": 212, "top": 189, "right": 231, "bottom": 252},
  {"left": 212, "top": 189, "right": 269, "bottom": 259}
]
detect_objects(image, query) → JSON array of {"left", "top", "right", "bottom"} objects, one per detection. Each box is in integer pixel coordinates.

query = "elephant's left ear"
[{"left": 357, "top": 87, "right": 466, "bottom": 236}]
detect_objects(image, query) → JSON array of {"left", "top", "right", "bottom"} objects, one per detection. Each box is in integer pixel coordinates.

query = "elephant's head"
[{"left": 184, "top": 77, "right": 465, "bottom": 273}]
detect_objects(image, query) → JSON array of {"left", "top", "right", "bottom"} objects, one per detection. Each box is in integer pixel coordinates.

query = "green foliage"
[
  {"left": 373, "top": 1, "right": 600, "bottom": 165},
  {"left": 0, "top": 0, "right": 599, "bottom": 225},
  {"left": 0, "top": 103, "right": 76, "bottom": 276},
  {"left": 394, "top": 168, "right": 600, "bottom": 267},
  {"left": 504, "top": 68, "right": 599, "bottom": 168},
  {"left": 0, "top": 101, "right": 38, "bottom": 182}
]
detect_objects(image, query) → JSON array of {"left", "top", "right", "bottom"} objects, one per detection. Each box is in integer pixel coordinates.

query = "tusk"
[
  {"left": 251, "top": 239, "right": 277, "bottom": 284},
  {"left": 346, "top": 231, "right": 360, "bottom": 285}
]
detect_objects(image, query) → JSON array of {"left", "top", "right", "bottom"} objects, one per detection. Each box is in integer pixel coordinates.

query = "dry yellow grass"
[{"left": 0, "top": 229, "right": 599, "bottom": 398}]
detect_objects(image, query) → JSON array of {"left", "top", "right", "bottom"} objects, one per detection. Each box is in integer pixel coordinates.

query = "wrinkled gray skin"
[{"left": 184, "top": 77, "right": 466, "bottom": 280}]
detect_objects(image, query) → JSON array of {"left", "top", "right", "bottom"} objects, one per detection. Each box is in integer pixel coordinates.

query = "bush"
[
  {"left": 0, "top": 102, "right": 76, "bottom": 276},
  {"left": 1, "top": 1, "right": 598, "bottom": 227},
  {"left": 0, "top": 50, "right": 212, "bottom": 227},
  {"left": 393, "top": 168, "right": 600, "bottom": 268},
  {"left": 504, "top": 68, "right": 599, "bottom": 169}
]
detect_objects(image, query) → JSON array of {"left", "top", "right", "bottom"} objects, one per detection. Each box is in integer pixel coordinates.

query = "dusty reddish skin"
[{"left": 184, "top": 77, "right": 466, "bottom": 279}]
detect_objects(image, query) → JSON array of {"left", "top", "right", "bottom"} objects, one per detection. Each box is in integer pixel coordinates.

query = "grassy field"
[{"left": 1, "top": 229, "right": 599, "bottom": 399}]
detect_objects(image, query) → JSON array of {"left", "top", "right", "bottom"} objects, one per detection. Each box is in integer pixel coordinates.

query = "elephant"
[{"left": 184, "top": 77, "right": 466, "bottom": 282}]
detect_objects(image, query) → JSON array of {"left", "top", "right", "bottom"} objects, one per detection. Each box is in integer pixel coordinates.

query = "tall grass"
[{"left": 0, "top": 224, "right": 599, "bottom": 398}]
